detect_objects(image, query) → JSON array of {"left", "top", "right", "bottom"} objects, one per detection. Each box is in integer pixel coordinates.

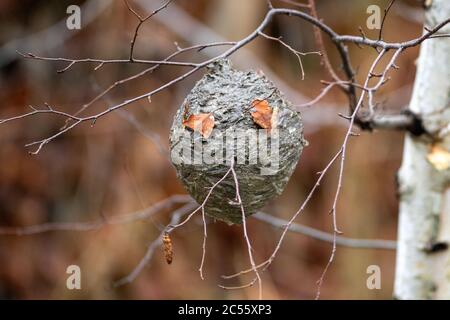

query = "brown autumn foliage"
[
  {"left": 182, "top": 113, "right": 215, "bottom": 139},
  {"left": 0, "top": 0, "right": 425, "bottom": 299},
  {"left": 251, "top": 99, "right": 278, "bottom": 130}
]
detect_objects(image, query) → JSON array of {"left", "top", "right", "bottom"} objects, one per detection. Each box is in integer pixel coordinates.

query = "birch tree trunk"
[{"left": 394, "top": 0, "right": 450, "bottom": 300}]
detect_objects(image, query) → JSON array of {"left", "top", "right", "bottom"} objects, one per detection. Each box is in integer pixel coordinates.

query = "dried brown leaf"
[
  {"left": 251, "top": 99, "right": 278, "bottom": 129},
  {"left": 182, "top": 113, "right": 215, "bottom": 138}
]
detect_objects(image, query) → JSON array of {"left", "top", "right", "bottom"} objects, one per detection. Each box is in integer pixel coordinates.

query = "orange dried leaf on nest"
[
  {"left": 182, "top": 113, "right": 215, "bottom": 138},
  {"left": 251, "top": 99, "right": 278, "bottom": 129}
]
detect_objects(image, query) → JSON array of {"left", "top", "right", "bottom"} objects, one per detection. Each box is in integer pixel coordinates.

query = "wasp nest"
[{"left": 169, "top": 59, "right": 306, "bottom": 224}]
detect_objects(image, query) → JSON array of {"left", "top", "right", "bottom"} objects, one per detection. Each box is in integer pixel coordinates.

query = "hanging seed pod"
[
  {"left": 162, "top": 232, "right": 173, "bottom": 265},
  {"left": 169, "top": 59, "right": 306, "bottom": 224}
]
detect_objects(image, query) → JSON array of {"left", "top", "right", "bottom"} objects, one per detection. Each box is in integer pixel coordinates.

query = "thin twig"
[
  {"left": 222, "top": 48, "right": 402, "bottom": 299},
  {"left": 0, "top": 195, "right": 191, "bottom": 236},
  {"left": 258, "top": 31, "right": 321, "bottom": 80},
  {"left": 17, "top": 51, "right": 196, "bottom": 72},
  {"left": 315, "top": 48, "right": 402, "bottom": 299},
  {"left": 278, "top": 0, "right": 310, "bottom": 8},
  {"left": 378, "top": 0, "right": 396, "bottom": 41},
  {"left": 230, "top": 159, "right": 262, "bottom": 300},
  {"left": 295, "top": 81, "right": 344, "bottom": 108},
  {"left": 62, "top": 41, "right": 235, "bottom": 127},
  {"left": 199, "top": 207, "right": 208, "bottom": 280},
  {"left": 253, "top": 212, "right": 396, "bottom": 250},
  {"left": 165, "top": 162, "right": 235, "bottom": 280},
  {"left": 114, "top": 201, "right": 198, "bottom": 287},
  {"left": 307, "top": 0, "right": 342, "bottom": 83},
  {"left": 221, "top": 149, "right": 343, "bottom": 281},
  {"left": 124, "top": 0, "right": 174, "bottom": 61}
]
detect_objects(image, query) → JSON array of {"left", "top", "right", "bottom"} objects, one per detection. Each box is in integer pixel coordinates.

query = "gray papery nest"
[{"left": 170, "top": 59, "right": 306, "bottom": 224}]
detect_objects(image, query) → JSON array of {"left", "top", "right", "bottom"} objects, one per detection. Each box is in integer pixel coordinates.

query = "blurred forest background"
[{"left": 0, "top": 0, "right": 426, "bottom": 299}]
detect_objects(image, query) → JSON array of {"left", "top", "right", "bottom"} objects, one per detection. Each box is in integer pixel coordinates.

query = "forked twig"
[{"left": 258, "top": 31, "right": 321, "bottom": 80}]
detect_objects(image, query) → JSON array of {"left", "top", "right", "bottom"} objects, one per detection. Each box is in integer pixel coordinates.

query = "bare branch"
[
  {"left": 219, "top": 278, "right": 257, "bottom": 290},
  {"left": 258, "top": 31, "right": 321, "bottom": 80},
  {"left": 199, "top": 207, "right": 208, "bottom": 280},
  {"left": 379, "top": 0, "right": 397, "bottom": 41},
  {"left": 65, "top": 41, "right": 235, "bottom": 124},
  {"left": 294, "top": 81, "right": 345, "bottom": 108},
  {"left": 114, "top": 201, "right": 198, "bottom": 287},
  {"left": 254, "top": 212, "right": 396, "bottom": 250},
  {"left": 0, "top": 105, "right": 81, "bottom": 125},
  {"left": 223, "top": 47, "right": 404, "bottom": 299},
  {"left": 315, "top": 48, "right": 402, "bottom": 299},
  {"left": 335, "top": 17, "right": 450, "bottom": 49},
  {"left": 230, "top": 159, "right": 262, "bottom": 300},
  {"left": 0, "top": 195, "right": 191, "bottom": 236},
  {"left": 307, "top": 0, "right": 342, "bottom": 83},
  {"left": 164, "top": 161, "right": 236, "bottom": 281},
  {"left": 278, "top": 0, "right": 310, "bottom": 8},
  {"left": 368, "top": 112, "right": 421, "bottom": 132},
  {"left": 124, "top": 0, "right": 174, "bottom": 61},
  {"left": 221, "top": 149, "right": 342, "bottom": 282},
  {"left": 17, "top": 51, "right": 197, "bottom": 73},
  {"left": 5, "top": 7, "right": 448, "bottom": 155}
]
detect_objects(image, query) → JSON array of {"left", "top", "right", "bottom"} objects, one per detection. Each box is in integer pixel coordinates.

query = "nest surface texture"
[{"left": 169, "top": 59, "right": 306, "bottom": 224}]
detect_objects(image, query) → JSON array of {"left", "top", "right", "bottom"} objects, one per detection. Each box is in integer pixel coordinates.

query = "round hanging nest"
[{"left": 169, "top": 59, "right": 306, "bottom": 224}]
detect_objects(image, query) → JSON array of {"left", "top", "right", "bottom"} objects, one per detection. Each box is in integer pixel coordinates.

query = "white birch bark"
[{"left": 394, "top": 0, "right": 450, "bottom": 299}]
